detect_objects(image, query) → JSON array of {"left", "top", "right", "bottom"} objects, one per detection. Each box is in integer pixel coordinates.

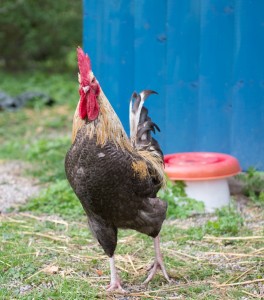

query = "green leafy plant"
[
  {"left": 158, "top": 179, "right": 205, "bottom": 219},
  {"left": 236, "top": 167, "right": 264, "bottom": 207},
  {"left": 203, "top": 203, "right": 243, "bottom": 236}
]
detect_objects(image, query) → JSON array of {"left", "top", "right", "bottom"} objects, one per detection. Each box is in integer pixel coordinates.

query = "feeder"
[{"left": 164, "top": 152, "right": 241, "bottom": 212}]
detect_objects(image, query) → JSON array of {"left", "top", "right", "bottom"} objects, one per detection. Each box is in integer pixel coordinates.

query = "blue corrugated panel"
[{"left": 83, "top": 0, "right": 264, "bottom": 170}]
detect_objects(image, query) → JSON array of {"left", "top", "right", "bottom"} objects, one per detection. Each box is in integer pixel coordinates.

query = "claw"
[
  {"left": 106, "top": 279, "right": 126, "bottom": 293},
  {"left": 144, "top": 258, "right": 170, "bottom": 285}
]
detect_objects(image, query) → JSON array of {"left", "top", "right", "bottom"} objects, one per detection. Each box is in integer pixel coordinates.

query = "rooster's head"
[{"left": 77, "top": 47, "right": 100, "bottom": 121}]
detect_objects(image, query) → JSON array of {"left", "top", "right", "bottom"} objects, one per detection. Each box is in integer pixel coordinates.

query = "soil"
[{"left": 0, "top": 160, "right": 40, "bottom": 213}]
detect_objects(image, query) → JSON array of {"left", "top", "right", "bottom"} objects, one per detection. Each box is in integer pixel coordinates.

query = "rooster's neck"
[{"left": 71, "top": 89, "right": 132, "bottom": 151}]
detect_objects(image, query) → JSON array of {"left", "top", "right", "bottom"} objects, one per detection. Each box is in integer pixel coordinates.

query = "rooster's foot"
[
  {"left": 144, "top": 258, "right": 170, "bottom": 285},
  {"left": 107, "top": 256, "right": 126, "bottom": 292},
  {"left": 106, "top": 279, "right": 126, "bottom": 293},
  {"left": 144, "top": 235, "right": 170, "bottom": 285}
]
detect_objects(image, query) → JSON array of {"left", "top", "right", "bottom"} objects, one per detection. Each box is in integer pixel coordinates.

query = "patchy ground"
[
  {"left": 0, "top": 160, "right": 40, "bottom": 213},
  {"left": 0, "top": 162, "right": 263, "bottom": 299},
  {"left": 1, "top": 206, "right": 263, "bottom": 299}
]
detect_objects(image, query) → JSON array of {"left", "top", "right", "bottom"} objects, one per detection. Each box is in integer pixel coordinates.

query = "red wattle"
[
  {"left": 87, "top": 93, "right": 99, "bottom": 121},
  {"left": 79, "top": 88, "right": 87, "bottom": 119}
]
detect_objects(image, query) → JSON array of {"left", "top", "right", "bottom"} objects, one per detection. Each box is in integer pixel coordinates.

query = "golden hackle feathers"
[
  {"left": 72, "top": 89, "right": 132, "bottom": 151},
  {"left": 131, "top": 160, "right": 149, "bottom": 180},
  {"left": 138, "top": 149, "right": 166, "bottom": 188}
]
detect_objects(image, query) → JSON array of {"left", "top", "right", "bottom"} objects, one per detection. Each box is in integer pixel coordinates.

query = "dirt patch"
[{"left": 0, "top": 160, "right": 40, "bottom": 213}]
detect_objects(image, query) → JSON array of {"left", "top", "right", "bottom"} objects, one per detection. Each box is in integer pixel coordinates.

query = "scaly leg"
[
  {"left": 144, "top": 235, "right": 170, "bottom": 284},
  {"left": 106, "top": 256, "right": 125, "bottom": 292}
]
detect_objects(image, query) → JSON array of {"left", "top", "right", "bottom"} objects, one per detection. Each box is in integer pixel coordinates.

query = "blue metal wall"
[{"left": 83, "top": 0, "right": 264, "bottom": 170}]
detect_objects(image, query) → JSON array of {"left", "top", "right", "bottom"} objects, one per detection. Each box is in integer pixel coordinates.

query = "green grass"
[
  {"left": 0, "top": 71, "right": 264, "bottom": 299},
  {"left": 1, "top": 212, "right": 263, "bottom": 299},
  {"left": 0, "top": 71, "right": 76, "bottom": 182},
  {"left": 0, "top": 71, "right": 77, "bottom": 107},
  {"left": 20, "top": 179, "right": 84, "bottom": 219}
]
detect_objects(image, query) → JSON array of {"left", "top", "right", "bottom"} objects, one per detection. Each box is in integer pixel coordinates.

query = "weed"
[
  {"left": 203, "top": 203, "right": 244, "bottom": 236},
  {"left": 236, "top": 167, "right": 264, "bottom": 207},
  {"left": 159, "top": 179, "right": 205, "bottom": 219}
]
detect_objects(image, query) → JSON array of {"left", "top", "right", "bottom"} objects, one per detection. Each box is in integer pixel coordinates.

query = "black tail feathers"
[{"left": 129, "top": 90, "right": 163, "bottom": 158}]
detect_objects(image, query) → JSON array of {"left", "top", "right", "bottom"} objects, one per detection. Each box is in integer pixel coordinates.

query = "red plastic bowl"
[{"left": 164, "top": 152, "right": 241, "bottom": 181}]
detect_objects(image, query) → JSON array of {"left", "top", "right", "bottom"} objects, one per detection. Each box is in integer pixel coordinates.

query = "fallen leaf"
[
  {"left": 96, "top": 269, "right": 103, "bottom": 276},
  {"left": 43, "top": 265, "right": 59, "bottom": 275}
]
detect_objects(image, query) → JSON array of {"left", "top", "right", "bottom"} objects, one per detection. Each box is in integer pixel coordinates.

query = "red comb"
[
  {"left": 77, "top": 47, "right": 100, "bottom": 121},
  {"left": 77, "top": 47, "right": 91, "bottom": 86}
]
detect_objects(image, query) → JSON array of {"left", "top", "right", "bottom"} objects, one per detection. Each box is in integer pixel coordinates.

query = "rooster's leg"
[
  {"left": 144, "top": 235, "right": 170, "bottom": 284},
  {"left": 106, "top": 256, "right": 125, "bottom": 292}
]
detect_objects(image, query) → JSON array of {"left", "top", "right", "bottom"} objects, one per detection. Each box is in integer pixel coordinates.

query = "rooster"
[{"left": 65, "top": 48, "right": 170, "bottom": 291}]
